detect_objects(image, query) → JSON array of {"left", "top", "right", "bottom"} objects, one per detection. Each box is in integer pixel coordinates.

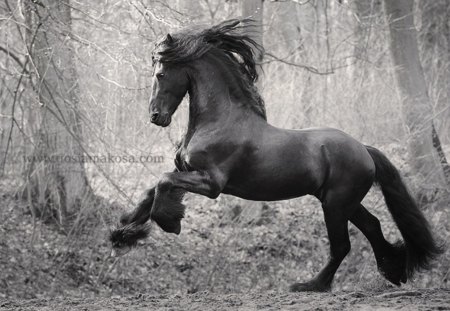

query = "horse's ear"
[{"left": 165, "top": 34, "right": 174, "bottom": 44}]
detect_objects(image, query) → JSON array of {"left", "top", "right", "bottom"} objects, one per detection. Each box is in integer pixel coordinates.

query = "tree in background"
[
  {"left": 418, "top": 0, "right": 450, "bottom": 144},
  {"left": 383, "top": 0, "right": 448, "bottom": 197},
  {"left": 23, "top": 1, "right": 95, "bottom": 225},
  {"left": 241, "top": 0, "right": 264, "bottom": 82},
  {"left": 417, "top": 0, "right": 450, "bottom": 186},
  {"left": 352, "top": 0, "right": 383, "bottom": 80},
  {"left": 0, "top": 0, "right": 449, "bottom": 296}
]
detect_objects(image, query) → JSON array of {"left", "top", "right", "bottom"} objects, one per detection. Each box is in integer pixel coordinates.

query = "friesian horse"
[{"left": 110, "top": 19, "right": 441, "bottom": 292}]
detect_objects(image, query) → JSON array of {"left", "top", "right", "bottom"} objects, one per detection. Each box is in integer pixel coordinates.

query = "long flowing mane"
[{"left": 154, "top": 19, "right": 266, "bottom": 119}]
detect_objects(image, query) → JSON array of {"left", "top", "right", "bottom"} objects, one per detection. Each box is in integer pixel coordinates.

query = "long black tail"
[{"left": 366, "top": 145, "right": 442, "bottom": 277}]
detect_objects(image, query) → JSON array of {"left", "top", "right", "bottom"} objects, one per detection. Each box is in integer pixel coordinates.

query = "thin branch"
[
  {"left": 97, "top": 73, "right": 149, "bottom": 90},
  {"left": 133, "top": 0, "right": 181, "bottom": 29},
  {"left": 0, "top": 9, "right": 42, "bottom": 175},
  {"left": 263, "top": 52, "right": 335, "bottom": 75},
  {"left": 0, "top": 45, "right": 29, "bottom": 74},
  {"left": 270, "top": 0, "right": 312, "bottom": 5}
]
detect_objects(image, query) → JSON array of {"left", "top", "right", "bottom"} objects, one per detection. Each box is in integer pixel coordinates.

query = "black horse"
[{"left": 110, "top": 19, "right": 441, "bottom": 292}]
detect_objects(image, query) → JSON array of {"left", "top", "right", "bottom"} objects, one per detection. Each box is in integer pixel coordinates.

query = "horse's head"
[
  {"left": 148, "top": 20, "right": 267, "bottom": 126},
  {"left": 149, "top": 34, "right": 190, "bottom": 127}
]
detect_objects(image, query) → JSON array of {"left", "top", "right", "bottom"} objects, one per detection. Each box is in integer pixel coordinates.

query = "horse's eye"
[{"left": 156, "top": 72, "right": 164, "bottom": 79}]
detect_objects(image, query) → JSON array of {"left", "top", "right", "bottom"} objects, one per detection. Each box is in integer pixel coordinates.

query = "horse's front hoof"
[
  {"left": 172, "top": 221, "right": 181, "bottom": 235},
  {"left": 289, "top": 281, "right": 331, "bottom": 292},
  {"left": 119, "top": 212, "right": 132, "bottom": 225},
  {"left": 156, "top": 217, "right": 181, "bottom": 235}
]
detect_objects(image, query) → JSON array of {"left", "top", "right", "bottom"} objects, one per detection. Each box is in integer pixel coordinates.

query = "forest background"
[{"left": 0, "top": 0, "right": 449, "bottom": 298}]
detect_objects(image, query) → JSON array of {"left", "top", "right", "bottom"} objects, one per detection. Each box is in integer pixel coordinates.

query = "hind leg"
[
  {"left": 290, "top": 201, "right": 352, "bottom": 292},
  {"left": 349, "top": 204, "right": 407, "bottom": 285}
]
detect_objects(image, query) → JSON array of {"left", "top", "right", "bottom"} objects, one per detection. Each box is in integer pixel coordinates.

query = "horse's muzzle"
[
  {"left": 150, "top": 112, "right": 171, "bottom": 127},
  {"left": 150, "top": 112, "right": 159, "bottom": 122}
]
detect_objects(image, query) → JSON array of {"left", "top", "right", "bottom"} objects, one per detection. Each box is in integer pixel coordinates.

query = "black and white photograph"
[{"left": 0, "top": 0, "right": 449, "bottom": 310}]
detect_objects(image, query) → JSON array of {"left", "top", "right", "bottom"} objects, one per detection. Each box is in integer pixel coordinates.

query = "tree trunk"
[
  {"left": 382, "top": 0, "right": 447, "bottom": 197},
  {"left": 276, "top": 1, "right": 301, "bottom": 52},
  {"left": 23, "top": 1, "right": 93, "bottom": 226},
  {"left": 418, "top": 0, "right": 450, "bottom": 144},
  {"left": 352, "top": 0, "right": 383, "bottom": 138},
  {"left": 354, "top": 0, "right": 372, "bottom": 62},
  {"left": 353, "top": 0, "right": 382, "bottom": 75},
  {"left": 241, "top": 0, "right": 264, "bottom": 85},
  {"left": 418, "top": 0, "right": 450, "bottom": 186}
]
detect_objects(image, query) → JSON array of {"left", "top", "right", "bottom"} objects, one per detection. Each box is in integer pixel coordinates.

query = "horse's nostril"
[{"left": 151, "top": 113, "right": 159, "bottom": 122}]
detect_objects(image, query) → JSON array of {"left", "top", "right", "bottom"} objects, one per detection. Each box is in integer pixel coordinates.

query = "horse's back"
[{"left": 223, "top": 125, "right": 375, "bottom": 201}]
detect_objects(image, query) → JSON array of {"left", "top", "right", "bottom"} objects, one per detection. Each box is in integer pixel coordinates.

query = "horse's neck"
[
  {"left": 185, "top": 59, "right": 265, "bottom": 145},
  {"left": 187, "top": 66, "right": 234, "bottom": 131}
]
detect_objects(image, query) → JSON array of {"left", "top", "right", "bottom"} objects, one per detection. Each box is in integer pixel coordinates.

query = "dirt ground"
[{"left": 1, "top": 289, "right": 449, "bottom": 311}]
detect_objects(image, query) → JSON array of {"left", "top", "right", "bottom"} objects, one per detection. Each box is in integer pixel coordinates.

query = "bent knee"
[{"left": 157, "top": 173, "right": 173, "bottom": 190}]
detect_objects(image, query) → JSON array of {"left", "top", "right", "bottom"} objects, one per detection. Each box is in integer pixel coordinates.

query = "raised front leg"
[
  {"left": 151, "top": 170, "right": 226, "bottom": 234},
  {"left": 109, "top": 188, "right": 156, "bottom": 256},
  {"left": 120, "top": 187, "right": 155, "bottom": 226}
]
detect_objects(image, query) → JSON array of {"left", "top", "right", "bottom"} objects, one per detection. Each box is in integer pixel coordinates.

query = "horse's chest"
[
  {"left": 175, "top": 131, "right": 241, "bottom": 172},
  {"left": 175, "top": 147, "right": 195, "bottom": 172}
]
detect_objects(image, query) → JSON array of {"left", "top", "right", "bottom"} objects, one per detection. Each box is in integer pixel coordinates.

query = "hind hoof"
[
  {"left": 378, "top": 261, "right": 407, "bottom": 286},
  {"left": 378, "top": 243, "right": 408, "bottom": 286},
  {"left": 289, "top": 281, "right": 331, "bottom": 292}
]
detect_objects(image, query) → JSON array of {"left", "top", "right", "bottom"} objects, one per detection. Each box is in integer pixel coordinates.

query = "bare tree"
[
  {"left": 23, "top": 1, "right": 94, "bottom": 225},
  {"left": 241, "top": 0, "right": 264, "bottom": 80},
  {"left": 353, "top": 0, "right": 382, "bottom": 74},
  {"left": 417, "top": 0, "right": 450, "bottom": 185},
  {"left": 382, "top": 0, "right": 447, "bottom": 196},
  {"left": 418, "top": 0, "right": 450, "bottom": 143},
  {"left": 275, "top": 1, "right": 301, "bottom": 52}
]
